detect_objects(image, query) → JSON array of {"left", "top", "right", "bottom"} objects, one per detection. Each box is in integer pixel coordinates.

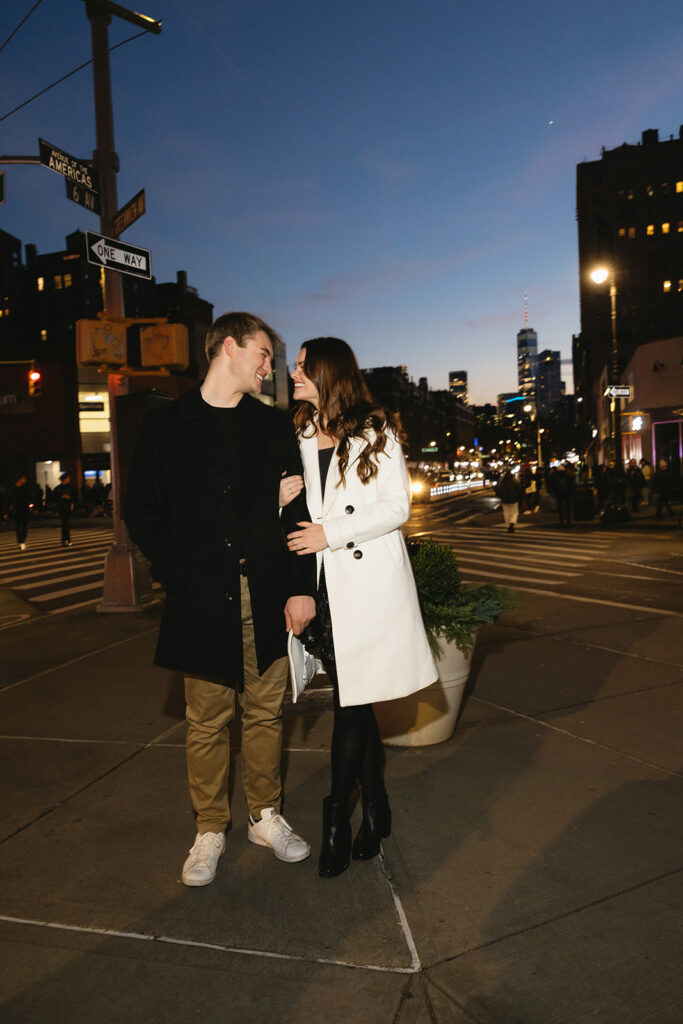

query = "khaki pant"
[{"left": 184, "top": 576, "right": 288, "bottom": 834}]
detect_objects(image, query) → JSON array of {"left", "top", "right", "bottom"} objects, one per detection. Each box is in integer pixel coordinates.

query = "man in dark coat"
[
  {"left": 53, "top": 472, "right": 73, "bottom": 546},
  {"left": 125, "top": 312, "right": 317, "bottom": 887},
  {"left": 3, "top": 474, "right": 32, "bottom": 550}
]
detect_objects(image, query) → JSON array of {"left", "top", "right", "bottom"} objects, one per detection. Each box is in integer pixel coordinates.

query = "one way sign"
[{"left": 86, "top": 230, "right": 152, "bottom": 280}]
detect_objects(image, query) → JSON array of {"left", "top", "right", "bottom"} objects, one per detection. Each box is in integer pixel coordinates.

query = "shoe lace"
[{"left": 190, "top": 832, "right": 222, "bottom": 863}]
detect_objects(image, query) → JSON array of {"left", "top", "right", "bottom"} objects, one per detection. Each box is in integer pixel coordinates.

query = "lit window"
[
  {"left": 647, "top": 224, "right": 655, "bottom": 235},
  {"left": 646, "top": 184, "right": 655, "bottom": 196},
  {"left": 678, "top": 280, "right": 683, "bottom": 293},
  {"left": 679, "top": 221, "right": 683, "bottom": 233},
  {"left": 628, "top": 226, "right": 636, "bottom": 238},
  {"left": 618, "top": 227, "right": 626, "bottom": 237},
  {"left": 54, "top": 275, "right": 62, "bottom": 290},
  {"left": 37, "top": 277, "right": 44, "bottom": 291},
  {"left": 64, "top": 273, "right": 72, "bottom": 288},
  {"left": 662, "top": 223, "right": 670, "bottom": 234},
  {"left": 663, "top": 280, "right": 672, "bottom": 293},
  {"left": 627, "top": 188, "right": 634, "bottom": 199},
  {"left": 40, "top": 329, "right": 47, "bottom": 341},
  {"left": 677, "top": 181, "right": 683, "bottom": 193},
  {"left": 661, "top": 182, "right": 669, "bottom": 195}
]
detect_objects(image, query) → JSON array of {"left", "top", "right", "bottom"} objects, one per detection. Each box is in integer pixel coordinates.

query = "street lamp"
[{"left": 590, "top": 265, "right": 623, "bottom": 470}]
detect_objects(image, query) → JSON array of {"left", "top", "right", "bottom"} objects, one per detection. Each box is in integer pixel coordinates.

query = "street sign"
[
  {"left": 604, "top": 385, "right": 632, "bottom": 398},
  {"left": 86, "top": 231, "right": 152, "bottom": 280},
  {"left": 113, "top": 189, "right": 145, "bottom": 236},
  {"left": 39, "top": 138, "right": 99, "bottom": 193},
  {"left": 65, "top": 177, "right": 101, "bottom": 214}
]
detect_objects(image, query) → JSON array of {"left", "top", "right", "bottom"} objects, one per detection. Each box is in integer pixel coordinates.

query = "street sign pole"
[{"left": 86, "top": 0, "right": 155, "bottom": 611}]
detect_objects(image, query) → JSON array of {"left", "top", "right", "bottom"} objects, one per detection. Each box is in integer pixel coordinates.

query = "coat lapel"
[{"left": 299, "top": 432, "right": 324, "bottom": 519}]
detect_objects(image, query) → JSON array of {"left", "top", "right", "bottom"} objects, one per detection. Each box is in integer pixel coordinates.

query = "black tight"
[{"left": 326, "top": 660, "right": 383, "bottom": 804}]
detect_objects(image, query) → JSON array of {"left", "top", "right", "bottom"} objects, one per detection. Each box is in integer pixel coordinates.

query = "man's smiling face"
[{"left": 229, "top": 329, "right": 274, "bottom": 394}]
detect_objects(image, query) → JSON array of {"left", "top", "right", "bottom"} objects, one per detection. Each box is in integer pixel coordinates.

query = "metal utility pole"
[
  {"left": 608, "top": 276, "right": 623, "bottom": 472},
  {"left": 83, "top": 0, "right": 161, "bottom": 610}
]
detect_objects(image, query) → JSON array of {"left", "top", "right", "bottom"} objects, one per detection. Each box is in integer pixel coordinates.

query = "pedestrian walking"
[
  {"left": 125, "top": 312, "right": 317, "bottom": 888},
  {"left": 640, "top": 457, "right": 652, "bottom": 506},
  {"left": 53, "top": 472, "right": 73, "bottom": 546},
  {"left": 283, "top": 337, "right": 438, "bottom": 877},
  {"left": 653, "top": 459, "right": 675, "bottom": 517},
  {"left": 626, "top": 459, "right": 645, "bottom": 512},
  {"left": 593, "top": 463, "right": 609, "bottom": 513},
  {"left": 3, "top": 474, "right": 32, "bottom": 550},
  {"left": 551, "top": 462, "right": 575, "bottom": 527},
  {"left": 495, "top": 466, "right": 521, "bottom": 532}
]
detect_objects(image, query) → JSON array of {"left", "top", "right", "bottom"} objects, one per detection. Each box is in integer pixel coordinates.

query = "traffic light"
[
  {"left": 28, "top": 368, "right": 42, "bottom": 397},
  {"left": 139, "top": 322, "right": 189, "bottom": 369},
  {"left": 76, "top": 319, "right": 127, "bottom": 367}
]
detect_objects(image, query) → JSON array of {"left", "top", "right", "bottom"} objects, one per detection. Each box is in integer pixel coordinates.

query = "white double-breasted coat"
[{"left": 298, "top": 428, "right": 438, "bottom": 707}]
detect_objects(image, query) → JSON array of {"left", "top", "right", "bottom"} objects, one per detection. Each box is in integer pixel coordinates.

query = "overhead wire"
[
  {"left": 0, "top": 0, "right": 45, "bottom": 55},
  {"left": 0, "top": 30, "right": 149, "bottom": 124}
]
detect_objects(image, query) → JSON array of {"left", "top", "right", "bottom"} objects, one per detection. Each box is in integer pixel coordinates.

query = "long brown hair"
[{"left": 293, "top": 337, "right": 403, "bottom": 486}]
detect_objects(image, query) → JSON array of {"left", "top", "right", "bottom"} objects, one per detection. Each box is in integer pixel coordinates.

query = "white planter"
[{"left": 374, "top": 635, "right": 474, "bottom": 747}]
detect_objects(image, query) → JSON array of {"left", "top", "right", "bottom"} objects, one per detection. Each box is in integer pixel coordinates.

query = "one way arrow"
[{"left": 85, "top": 230, "right": 152, "bottom": 280}]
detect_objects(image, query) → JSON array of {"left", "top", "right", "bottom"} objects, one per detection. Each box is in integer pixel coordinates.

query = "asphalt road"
[{"left": 406, "top": 488, "right": 683, "bottom": 615}]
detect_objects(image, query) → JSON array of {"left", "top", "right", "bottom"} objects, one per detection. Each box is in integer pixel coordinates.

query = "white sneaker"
[
  {"left": 248, "top": 808, "right": 311, "bottom": 863},
  {"left": 181, "top": 831, "right": 225, "bottom": 887}
]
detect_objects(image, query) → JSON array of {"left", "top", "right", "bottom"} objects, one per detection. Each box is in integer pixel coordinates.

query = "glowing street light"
[{"left": 590, "top": 264, "right": 623, "bottom": 470}]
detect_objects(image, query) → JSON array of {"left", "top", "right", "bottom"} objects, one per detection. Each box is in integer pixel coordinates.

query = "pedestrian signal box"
[
  {"left": 28, "top": 368, "right": 42, "bottom": 396},
  {"left": 76, "top": 319, "right": 127, "bottom": 367},
  {"left": 139, "top": 322, "right": 189, "bottom": 370}
]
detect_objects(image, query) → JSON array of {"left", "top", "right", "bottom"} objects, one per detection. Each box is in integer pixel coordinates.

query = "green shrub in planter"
[{"left": 407, "top": 537, "right": 512, "bottom": 659}]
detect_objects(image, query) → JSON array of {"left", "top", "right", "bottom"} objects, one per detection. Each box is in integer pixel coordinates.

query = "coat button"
[
  {"left": 345, "top": 505, "right": 354, "bottom": 514},
  {"left": 353, "top": 549, "right": 363, "bottom": 559},
  {"left": 346, "top": 541, "right": 355, "bottom": 549}
]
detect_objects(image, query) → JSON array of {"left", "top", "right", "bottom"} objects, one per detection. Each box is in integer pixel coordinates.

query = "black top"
[
  {"left": 318, "top": 447, "right": 334, "bottom": 501},
  {"left": 205, "top": 402, "right": 244, "bottom": 557}
]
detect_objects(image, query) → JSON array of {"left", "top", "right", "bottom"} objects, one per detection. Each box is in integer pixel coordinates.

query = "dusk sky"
[{"left": 2, "top": 0, "right": 682, "bottom": 404}]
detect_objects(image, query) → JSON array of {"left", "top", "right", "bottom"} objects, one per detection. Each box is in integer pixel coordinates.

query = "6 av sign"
[{"left": 86, "top": 231, "right": 152, "bottom": 280}]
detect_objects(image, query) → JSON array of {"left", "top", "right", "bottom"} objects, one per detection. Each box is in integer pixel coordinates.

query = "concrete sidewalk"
[{"left": 0, "top": 588, "right": 681, "bottom": 1022}]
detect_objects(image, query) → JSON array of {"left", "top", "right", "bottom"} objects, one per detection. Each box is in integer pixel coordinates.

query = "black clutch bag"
[{"left": 298, "top": 566, "right": 335, "bottom": 668}]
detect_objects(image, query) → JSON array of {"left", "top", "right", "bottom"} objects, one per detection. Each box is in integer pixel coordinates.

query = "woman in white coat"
[{"left": 282, "top": 337, "right": 437, "bottom": 878}]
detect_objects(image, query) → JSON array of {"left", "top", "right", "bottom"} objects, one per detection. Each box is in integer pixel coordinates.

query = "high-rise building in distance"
[
  {"left": 517, "top": 326, "right": 537, "bottom": 397},
  {"left": 448, "top": 370, "right": 468, "bottom": 403}
]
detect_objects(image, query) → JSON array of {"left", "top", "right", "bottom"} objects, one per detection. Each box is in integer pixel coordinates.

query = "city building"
[
  {"left": 363, "top": 365, "right": 474, "bottom": 463},
  {"left": 0, "top": 229, "right": 215, "bottom": 495},
  {"left": 536, "top": 349, "right": 562, "bottom": 416},
  {"left": 517, "top": 326, "right": 537, "bottom": 397},
  {"left": 574, "top": 126, "right": 683, "bottom": 440},
  {"left": 448, "top": 370, "right": 468, "bottom": 404}
]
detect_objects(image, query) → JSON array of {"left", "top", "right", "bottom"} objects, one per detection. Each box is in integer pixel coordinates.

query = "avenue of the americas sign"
[
  {"left": 39, "top": 138, "right": 99, "bottom": 193},
  {"left": 86, "top": 231, "right": 152, "bottom": 280}
]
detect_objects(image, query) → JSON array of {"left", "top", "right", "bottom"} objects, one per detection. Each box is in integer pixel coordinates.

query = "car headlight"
[{"left": 411, "top": 481, "right": 424, "bottom": 495}]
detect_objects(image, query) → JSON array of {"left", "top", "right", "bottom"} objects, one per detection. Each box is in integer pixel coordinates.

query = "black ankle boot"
[
  {"left": 318, "top": 796, "right": 351, "bottom": 878},
  {"left": 352, "top": 786, "right": 391, "bottom": 860}
]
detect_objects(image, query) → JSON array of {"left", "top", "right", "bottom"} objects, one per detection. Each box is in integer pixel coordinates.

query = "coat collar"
[
  {"left": 299, "top": 430, "right": 366, "bottom": 515},
  {"left": 175, "top": 385, "right": 269, "bottom": 476}
]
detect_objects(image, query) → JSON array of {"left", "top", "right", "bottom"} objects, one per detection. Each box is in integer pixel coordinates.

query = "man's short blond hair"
[{"left": 204, "top": 312, "right": 280, "bottom": 363}]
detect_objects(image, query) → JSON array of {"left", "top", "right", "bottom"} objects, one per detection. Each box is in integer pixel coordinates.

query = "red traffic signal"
[{"left": 28, "top": 368, "right": 43, "bottom": 397}]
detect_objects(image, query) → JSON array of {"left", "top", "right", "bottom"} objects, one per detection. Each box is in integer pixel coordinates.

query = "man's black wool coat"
[{"left": 125, "top": 385, "right": 316, "bottom": 685}]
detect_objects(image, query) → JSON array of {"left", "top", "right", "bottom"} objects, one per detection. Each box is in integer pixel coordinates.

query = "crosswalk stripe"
[
  {"left": 461, "top": 567, "right": 570, "bottom": 585},
  {"left": 454, "top": 554, "right": 578, "bottom": 576},
  {"left": 0, "top": 547, "right": 109, "bottom": 576},
  {"left": 0, "top": 558, "right": 107, "bottom": 584},
  {"left": 31, "top": 581, "right": 103, "bottom": 602},
  {"left": 16, "top": 569, "right": 104, "bottom": 591}
]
